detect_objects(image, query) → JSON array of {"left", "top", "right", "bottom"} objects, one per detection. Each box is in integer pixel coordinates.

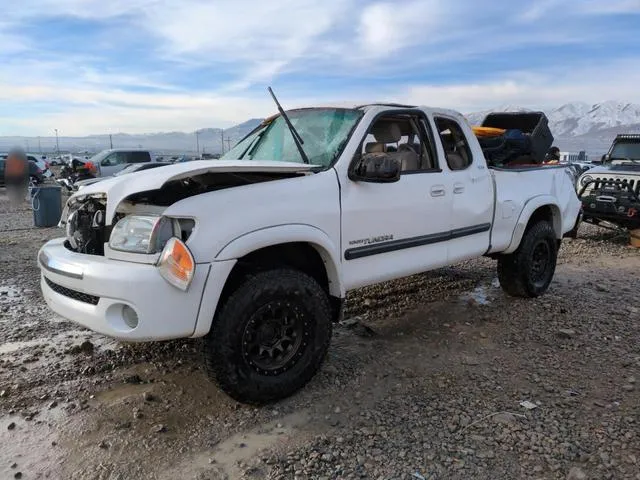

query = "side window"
[
  {"left": 360, "top": 114, "right": 438, "bottom": 172},
  {"left": 434, "top": 117, "right": 473, "bottom": 171},
  {"left": 101, "top": 152, "right": 125, "bottom": 166},
  {"left": 128, "top": 151, "right": 151, "bottom": 164}
]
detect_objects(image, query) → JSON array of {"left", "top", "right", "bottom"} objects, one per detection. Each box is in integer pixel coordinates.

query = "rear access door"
[{"left": 431, "top": 114, "right": 494, "bottom": 263}]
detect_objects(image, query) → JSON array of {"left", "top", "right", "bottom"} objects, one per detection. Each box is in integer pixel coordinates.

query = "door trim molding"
[{"left": 344, "top": 223, "right": 491, "bottom": 260}]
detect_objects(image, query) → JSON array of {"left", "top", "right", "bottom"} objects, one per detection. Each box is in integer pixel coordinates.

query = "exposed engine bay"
[
  {"left": 65, "top": 195, "right": 109, "bottom": 255},
  {"left": 63, "top": 171, "right": 303, "bottom": 256}
]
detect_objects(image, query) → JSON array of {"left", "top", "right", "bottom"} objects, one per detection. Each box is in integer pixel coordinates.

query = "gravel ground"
[{"left": 1, "top": 188, "right": 639, "bottom": 480}]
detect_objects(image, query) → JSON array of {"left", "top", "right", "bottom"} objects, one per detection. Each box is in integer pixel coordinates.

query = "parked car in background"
[
  {"left": 75, "top": 162, "right": 172, "bottom": 190},
  {"left": 0, "top": 156, "right": 46, "bottom": 185},
  {"left": 577, "top": 134, "right": 640, "bottom": 230},
  {"left": 84, "top": 149, "right": 158, "bottom": 177},
  {"left": 26, "top": 154, "right": 53, "bottom": 178}
]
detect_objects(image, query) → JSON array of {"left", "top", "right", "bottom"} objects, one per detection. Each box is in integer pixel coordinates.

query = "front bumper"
[
  {"left": 580, "top": 195, "right": 640, "bottom": 229},
  {"left": 578, "top": 181, "right": 640, "bottom": 229},
  {"left": 39, "top": 238, "right": 223, "bottom": 341}
]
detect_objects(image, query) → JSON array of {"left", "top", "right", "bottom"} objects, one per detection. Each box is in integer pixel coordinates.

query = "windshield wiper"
[{"left": 267, "top": 86, "right": 310, "bottom": 164}]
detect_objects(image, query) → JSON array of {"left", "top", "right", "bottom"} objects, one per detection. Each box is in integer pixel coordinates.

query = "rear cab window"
[{"left": 434, "top": 116, "right": 473, "bottom": 171}]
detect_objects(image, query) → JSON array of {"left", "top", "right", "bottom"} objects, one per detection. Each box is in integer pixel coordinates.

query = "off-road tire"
[
  {"left": 203, "top": 268, "right": 332, "bottom": 404},
  {"left": 497, "top": 220, "right": 558, "bottom": 298}
]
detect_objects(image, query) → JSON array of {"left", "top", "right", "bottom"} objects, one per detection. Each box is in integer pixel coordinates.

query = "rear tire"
[
  {"left": 498, "top": 221, "right": 558, "bottom": 298},
  {"left": 203, "top": 268, "right": 332, "bottom": 404}
]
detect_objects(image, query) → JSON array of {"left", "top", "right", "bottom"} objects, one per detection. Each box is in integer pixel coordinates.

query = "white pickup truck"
[{"left": 38, "top": 103, "right": 581, "bottom": 404}]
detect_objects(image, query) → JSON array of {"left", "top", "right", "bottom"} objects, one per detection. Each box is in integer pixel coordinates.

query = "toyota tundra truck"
[{"left": 38, "top": 102, "right": 581, "bottom": 404}]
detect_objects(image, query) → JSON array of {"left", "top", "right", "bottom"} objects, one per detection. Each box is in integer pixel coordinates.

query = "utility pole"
[
  {"left": 196, "top": 131, "right": 200, "bottom": 154},
  {"left": 225, "top": 137, "right": 232, "bottom": 152},
  {"left": 220, "top": 129, "right": 224, "bottom": 154},
  {"left": 109, "top": 134, "right": 113, "bottom": 149},
  {"left": 54, "top": 129, "right": 60, "bottom": 154}
]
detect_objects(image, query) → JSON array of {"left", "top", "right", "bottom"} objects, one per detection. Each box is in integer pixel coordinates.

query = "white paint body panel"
[{"left": 39, "top": 105, "right": 581, "bottom": 341}]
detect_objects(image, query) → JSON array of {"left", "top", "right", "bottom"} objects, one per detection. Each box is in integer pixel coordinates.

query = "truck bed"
[{"left": 488, "top": 164, "right": 578, "bottom": 254}]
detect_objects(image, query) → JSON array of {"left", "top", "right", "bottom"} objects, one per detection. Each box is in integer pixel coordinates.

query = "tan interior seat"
[
  {"left": 446, "top": 152, "right": 466, "bottom": 170},
  {"left": 365, "top": 142, "right": 385, "bottom": 153},
  {"left": 371, "top": 122, "right": 420, "bottom": 171}
]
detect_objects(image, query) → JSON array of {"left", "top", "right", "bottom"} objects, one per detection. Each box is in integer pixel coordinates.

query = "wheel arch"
[
  {"left": 191, "top": 225, "right": 344, "bottom": 338},
  {"left": 214, "top": 224, "right": 343, "bottom": 297},
  {"left": 503, "top": 196, "right": 562, "bottom": 254}
]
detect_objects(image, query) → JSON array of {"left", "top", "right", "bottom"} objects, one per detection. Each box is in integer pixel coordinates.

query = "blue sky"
[{"left": 1, "top": 0, "right": 639, "bottom": 135}]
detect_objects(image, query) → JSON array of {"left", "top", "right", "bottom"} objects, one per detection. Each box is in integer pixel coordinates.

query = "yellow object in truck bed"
[{"left": 472, "top": 126, "right": 506, "bottom": 137}]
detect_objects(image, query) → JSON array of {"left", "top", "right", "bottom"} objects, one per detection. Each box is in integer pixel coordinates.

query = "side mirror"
[
  {"left": 601, "top": 154, "right": 610, "bottom": 163},
  {"left": 350, "top": 153, "right": 401, "bottom": 183}
]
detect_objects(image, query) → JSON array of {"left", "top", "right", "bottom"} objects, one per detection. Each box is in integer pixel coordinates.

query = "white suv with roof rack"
[{"left": 577, "top": 134, "right": 640, "bottom": 230}]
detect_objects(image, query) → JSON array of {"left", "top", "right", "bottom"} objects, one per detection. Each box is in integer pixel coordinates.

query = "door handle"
[
  {"left": 453, "top": 183, "right": 465, "bottom": 194},
  {"left": 430, "top": 185, "right": 446, "bottom": 197}
]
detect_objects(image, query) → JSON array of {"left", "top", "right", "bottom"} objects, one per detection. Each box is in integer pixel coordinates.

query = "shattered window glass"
[{"left": 222, "top": 108, "right": 363, "bottom": 167}]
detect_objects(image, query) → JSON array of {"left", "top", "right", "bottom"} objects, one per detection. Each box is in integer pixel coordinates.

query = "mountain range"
[
  {"left": 0, "top": 119, "right": 264, "bottom": 156},
  {"left": 2, "top": 101, "right": 639, "bottom": 157},
  {"left": 466, "top": 100, "right": 640, "bottom": 155}
]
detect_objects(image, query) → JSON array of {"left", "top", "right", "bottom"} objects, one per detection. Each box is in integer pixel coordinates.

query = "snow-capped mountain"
[
  {"left": 467, "top": 101, "right": 640, "bottom": 138},
  {"left": 465, "top": 105, "right": 533, "bottom": 126},
  {"left": 548, "top": 101, "right": 640, "bottom": 137}
]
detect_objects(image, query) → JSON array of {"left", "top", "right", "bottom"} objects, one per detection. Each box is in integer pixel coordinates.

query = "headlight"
[
  {"left": 580, "top": 175, "right": 593, "bottom": 187},
  {"left": 109, "top": 215, "right": 181, "bottom": 254}
]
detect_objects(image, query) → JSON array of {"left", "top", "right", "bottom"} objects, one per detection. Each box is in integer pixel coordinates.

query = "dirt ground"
[{"left": 1, "top": 188, "right": 639, "bottom": 480}]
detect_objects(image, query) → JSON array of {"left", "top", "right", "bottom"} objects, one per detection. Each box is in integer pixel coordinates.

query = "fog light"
[{"left": 122, "top": 305, "right": 139, "bottom": 329}]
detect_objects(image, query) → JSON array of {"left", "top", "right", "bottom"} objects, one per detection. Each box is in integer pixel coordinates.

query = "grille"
[
  {"left": 593, "top": 177, "right": 640, "bottom": 195},
  {"left": 45, "top": 277, "right": 100, "bottom": 305}
]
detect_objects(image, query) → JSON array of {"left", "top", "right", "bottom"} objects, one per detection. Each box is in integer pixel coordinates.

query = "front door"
[
  {"left": 432, "top": 115, "right": 493, "bottom": 263},
  {"left": 340, "top": 111, "right": 452, "bottom": 290}
]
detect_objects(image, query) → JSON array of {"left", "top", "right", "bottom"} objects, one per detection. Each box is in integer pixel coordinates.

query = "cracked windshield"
[{"left": 221, "top": 108, "right": 362, "bottom": 166}]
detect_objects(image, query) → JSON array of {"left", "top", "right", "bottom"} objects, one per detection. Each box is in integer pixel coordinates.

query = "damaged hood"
[{"left": 65, "top": 160, "right": 317, "bottom": 224}]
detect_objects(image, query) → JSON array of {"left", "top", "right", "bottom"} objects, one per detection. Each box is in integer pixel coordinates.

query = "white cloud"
[
  {"left": 142, "top": 0, "right": 348, "bottom": 85},
  {"left": 1, "top": 0, "right": 639, "bottom": 135},
  {"left": 401, "top": 59, "right": 640, "bottom": 113}
]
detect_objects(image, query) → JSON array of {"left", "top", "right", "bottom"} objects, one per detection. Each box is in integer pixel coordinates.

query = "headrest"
[
  {"left": 365, "top": 142, "right": 385, "bottom": 153},
  {"left": 372, "top": 122, "right": 402, "bottom": 144}
]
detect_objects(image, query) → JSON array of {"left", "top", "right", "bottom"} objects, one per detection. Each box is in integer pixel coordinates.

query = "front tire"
[
  {"left": 497, "top": 221, "right": 558, "bottom": 298},
  {"left": 203, "top": 268, "right": 332, "bottom": 404}
]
